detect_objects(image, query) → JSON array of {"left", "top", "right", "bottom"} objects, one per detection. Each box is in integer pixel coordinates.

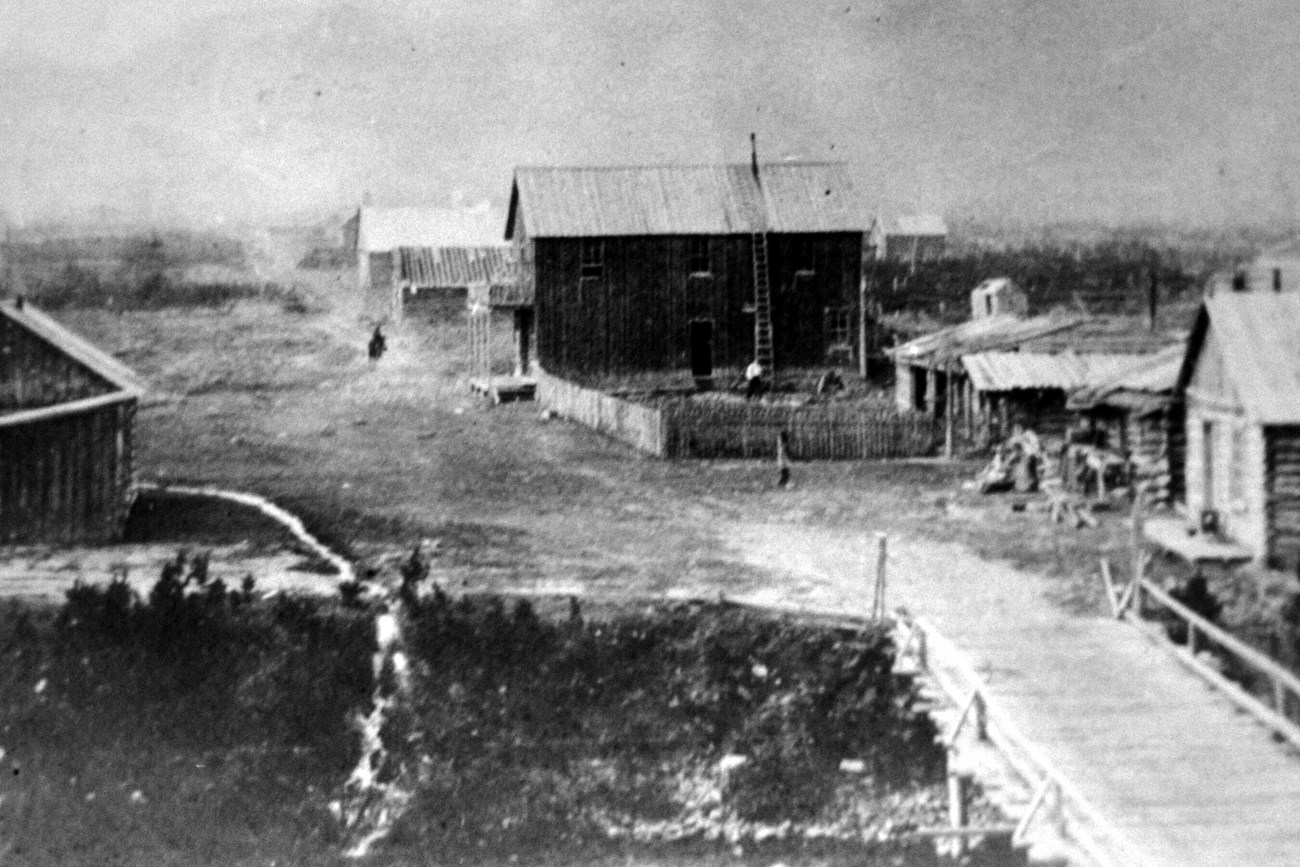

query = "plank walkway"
[{"left": 726, "top": 525, "right": 1300, "bottom": 867}]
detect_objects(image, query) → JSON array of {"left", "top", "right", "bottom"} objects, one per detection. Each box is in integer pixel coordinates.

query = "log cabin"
[
  {"left": 0, "top": 298, "right": 144, "bottom": 544},
  {"left": 1175, "top": 293, "right": 1300, "bottom": 569},
  {"left": 504, "top": 159, "right": 869, "bottom": 384}
]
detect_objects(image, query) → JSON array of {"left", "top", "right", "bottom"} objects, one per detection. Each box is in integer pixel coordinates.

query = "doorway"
[{"left": 688, "top": 319, "right": 714, "bottom": 379}]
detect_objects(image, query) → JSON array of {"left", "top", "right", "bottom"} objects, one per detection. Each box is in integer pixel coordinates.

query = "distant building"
[
  {"left": 345, "top": 206, "right": 505, "bottom": 321},
  {"left": 1210, "top": 238, "right": 1300, "bottom": 296},
  {"left": 969, "top": 277, "right": 1028, "bottom": 320},
  {"left": 1175, "top": 293, "right": 1300, "bottom": 569},
  {"left": 0, "top": 299, "right": 144, "bottom": 543},
  {"left": 505, "top": 161, "right": 870, "bottom": 381},
  {"left": 890, "top": 280, "right": 1183, "bottom": 443},
  {"left": 869, "top": 215, "right": 948, "bottom": 263}
]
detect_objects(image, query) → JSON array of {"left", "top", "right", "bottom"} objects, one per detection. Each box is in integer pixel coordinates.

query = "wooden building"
[
  {"left": 868, "top": 214, "right": 948, "bottom": 263},
  {"left": 0, "top": 299, "right": 145, "bottom": 544},
  {"left": 1067, "top": 346, "right": 1184, "bottom": 503},
  {"left": 346, "top": 205, "right": 502, "bottom": 321},
  {"left": 1175, "top": 294, "right": 1300, "bottom": 569},
  {"left": 395, "top": 246, "right": 511, "bottom": 319},
  {"left": 504, "top": 161, "right": 869, "bottom": 382},
  {"left": 890, "top": 278, "right": 1185, "bottom": 446}
]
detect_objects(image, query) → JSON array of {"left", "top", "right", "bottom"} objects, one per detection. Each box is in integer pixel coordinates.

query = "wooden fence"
[
  {"left": 660, "top": 400, "right": 943, "bottom": 460},
  {"left": 538, "top": 374, "right": 944, "bottom": 461},
  {"left": 537, "top": 373, "right": 668, "bottom": 456}
]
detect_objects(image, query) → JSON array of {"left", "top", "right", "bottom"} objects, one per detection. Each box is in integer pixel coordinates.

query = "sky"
[{"left": 2, "top": 0, "right": 1300, "bottom": 231}]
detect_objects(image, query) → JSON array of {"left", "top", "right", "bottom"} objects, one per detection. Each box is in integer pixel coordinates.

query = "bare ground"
[{"left": 7, "top": 264, "right": 1140, "bottom": 617}]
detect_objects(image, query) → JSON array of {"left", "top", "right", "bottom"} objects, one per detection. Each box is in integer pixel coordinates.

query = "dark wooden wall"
[
  {"left": 1266, "top": 426, "right": 1300, "bottom": 571},
  {"left": 530, "top": 233, "right": 862, "bottom": 379},
  {"left": 0, "top": 398, "right": 136, "bottom": 544},
  {"left": 0, "top": 316, "right": 115, "bottom": 411}
]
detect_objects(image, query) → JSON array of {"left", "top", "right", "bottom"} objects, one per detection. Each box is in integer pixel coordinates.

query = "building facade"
[
  {"left": 505, "top": 163, "right": 868, "bottom": 381},
  {"left": 1177, "top": 294, "right": 1300, "bottom": 569},
  {"left": 0, "top": 300, "right": 144, "bottom": 544}
]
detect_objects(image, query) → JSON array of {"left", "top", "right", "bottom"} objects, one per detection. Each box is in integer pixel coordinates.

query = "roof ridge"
[{"left": 514, "top": 161, "right": 849, "bottom": 172}]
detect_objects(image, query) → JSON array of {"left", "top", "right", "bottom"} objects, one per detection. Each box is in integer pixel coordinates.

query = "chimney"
[{"left": 750, "top": 133, "right": 760, "bottom": 185}]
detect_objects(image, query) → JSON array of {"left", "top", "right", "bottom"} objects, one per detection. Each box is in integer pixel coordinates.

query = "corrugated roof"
[
  {"left": 890, "top": 312, "right": 1086, "bottom": 364},
  {"left": 397, "top": 246, "right": 510, "bottom": 289},
  {"left": 884, "top": 215, "right": 948, "bottom": 236},
  {"left": 356, "top": 206, "right": 504, "bottom": 251},
  {"left": 1182, "top": 294, "right": 1300, "bottom": 424},
  {"left": 962, "top": 352, "right": 1148, "bottom": 392},
  {"left": 506, "top": 163, "right": 868, "bottom": 238},
  {"left": 0, "top": 300, "right": 145, "bottom": 396}
]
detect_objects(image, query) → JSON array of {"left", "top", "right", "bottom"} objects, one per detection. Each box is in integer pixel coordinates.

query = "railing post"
[
  {"left": 1187, "top": 620, "right": 1197, "bottom": 655},
  {"left": 916, "top": 628, "right": 928, "bottom": 671},
  {"left": 1129, "top": 484, "right": 1146, "bottom": 615},
  {"left": 946, "top": 749, "right": 969, "bottom": 857},
  {"left": 973, "top": 690, "right": 988, "bottom": 742}
]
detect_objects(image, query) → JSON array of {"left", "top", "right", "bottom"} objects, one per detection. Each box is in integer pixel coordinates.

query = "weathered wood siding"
[
  {"left": 531, "top": 233, "right": 862, "bottom": 378},
  {"left": 0, "top": 314, "right": 115, "bottom": 410},
  {"left": 1183, "top": 324, "right": 1269, "bottom": 558},
  {"left": 0, "top": 398, "right": 136, "bottom": 544},
  {"left": 1266, "top": 426, "right": 1300, "bottom": 570}
]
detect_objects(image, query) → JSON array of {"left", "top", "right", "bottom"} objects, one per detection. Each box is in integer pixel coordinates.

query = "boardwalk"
[{"left": 726, "top": 524, "right": 1300, "bottom": 867}]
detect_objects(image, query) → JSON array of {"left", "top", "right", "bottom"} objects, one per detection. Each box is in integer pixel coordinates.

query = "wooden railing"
[
  {"left": 1101, "top": 557, "right": 1300, "bottom": 752},
  {"left": 893, "top": 612, "right": 1155, "bottom": 867}
]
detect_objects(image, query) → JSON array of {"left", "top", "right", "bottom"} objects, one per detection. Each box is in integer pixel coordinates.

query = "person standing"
[
  {"left": 745, "top": 358, "right": 765, "bottom": 399},
  {"left": 368, "top": 325, "right": 387, "bottom": 363},
  {"left": 776, "top": 430, "right": 792, "bottom": 487}
]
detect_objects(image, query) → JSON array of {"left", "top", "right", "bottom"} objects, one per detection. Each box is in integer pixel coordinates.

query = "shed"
[
  {"left": 346, "top": 205, "right": 503, "bottom": 321},
  {"left": 0, "top": 299, "right": 144, "bottom": 544},
  {"left": 505, "top": 161, "right": 870, "bottom": 383},
  {"left": 395, "top": 245, "right": 511, "bottom": 319},
  {"left": 1176, "top": 294, "right": 1300, "bottom": 569},
  {"left": 1068, "top": 345, "right": 1185, "bottom": 504},
  {"left": 869, "top": 215, "right": 948, "bottom": 263},
  {"left": 961, "top": 350, "right": 1148, "bottom": 442}
]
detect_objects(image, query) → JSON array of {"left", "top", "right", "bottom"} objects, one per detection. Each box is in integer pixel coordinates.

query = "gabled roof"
[
  {"left": 963, "top": 351, "right": 1147, "bottom": 393},
  {"left": 396, "top": 246, "right": 511, "bottom": 288},
  {"left": 889, "top": 312, "right": 1086, "bottom": 365},
  {"left": 506, "top": 162, "right": 869, "bottom": 239},
  {"left": 1177, "top": 293, "right": 1300, "bottom": 424},
  {"left": 880, "top": 215, "right": 948, "bottom": 237},
  {"left": 0, "top": 300, "right": 145, "bottom": 396},
  {"left": 355, "top": 206, "right": 503, "bottom": 251}
]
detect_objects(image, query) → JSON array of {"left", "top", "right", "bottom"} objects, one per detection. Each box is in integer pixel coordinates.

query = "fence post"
[
  {"left": 872, "top": 533, "right": 888, "bottom": 621},
  {"left": 946, "top": 749, "right": 969, "bottom": 857}
]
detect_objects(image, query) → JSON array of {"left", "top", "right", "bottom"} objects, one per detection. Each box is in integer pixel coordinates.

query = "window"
[
  {"left": 687, "top": 237, "right": 711, "bottom": 275},
  {"left": 580, "top": 239, "right": 604, "bottom": 279},
  {"left": 825, "top": 306, "right": 852, "bottom": 348},
  {"left": 1275, "top": 268, "right": 1283, "bottom": 292}
]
